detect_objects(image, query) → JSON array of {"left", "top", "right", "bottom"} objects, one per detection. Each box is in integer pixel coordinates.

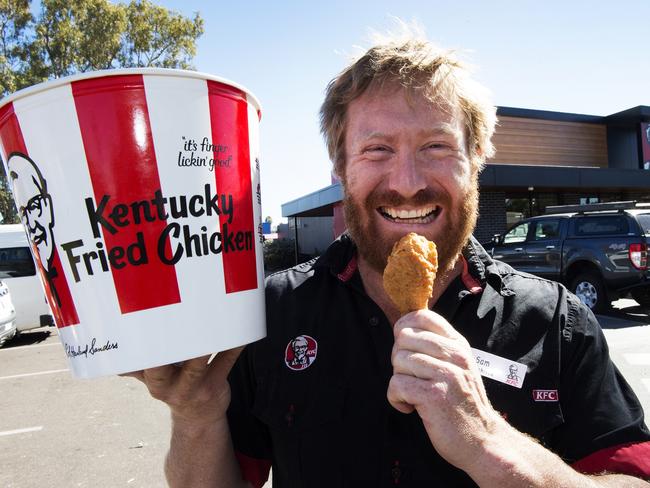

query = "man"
[
  {"left": 7, "top": 153, "right": 61, "bottom": 307},
  {"left": 131, "top": 33, "right": 650, "bottom": 487}
]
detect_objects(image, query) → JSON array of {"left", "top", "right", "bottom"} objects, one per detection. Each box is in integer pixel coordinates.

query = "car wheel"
[
  {"left": 631, "top": 288, "right": 650, "bottom": 308},
  {"left": 571, "top": 272, "right": 608, "bottom": 313}
]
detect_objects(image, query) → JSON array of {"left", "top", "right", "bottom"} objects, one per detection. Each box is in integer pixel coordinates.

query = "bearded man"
[{"left": 130, "top": 33, "right": 650, "bottom": 487}]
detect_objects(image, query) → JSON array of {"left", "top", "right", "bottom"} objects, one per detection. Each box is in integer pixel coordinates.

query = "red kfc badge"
[
  {"left": 533, "top": 389, "right": 559, "bottom": 402},
  {"left": 285, "top": 335, "right": 317, "bottom": 371}
]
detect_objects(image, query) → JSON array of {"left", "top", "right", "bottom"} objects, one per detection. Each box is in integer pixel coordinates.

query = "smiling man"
[
  {"left": 132, "top": 32, "right": 650, "bottom": 487},
  {"left": 6, "top": 153, "right": 62, "bottom": 307}
]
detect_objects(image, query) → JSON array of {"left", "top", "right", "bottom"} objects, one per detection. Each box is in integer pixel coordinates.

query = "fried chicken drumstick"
[{"left": 382, "top": 233, "right": 438, "bottom": 315}]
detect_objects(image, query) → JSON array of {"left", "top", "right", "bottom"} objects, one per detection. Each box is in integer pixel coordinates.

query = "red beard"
[{"left": 342, "top": 182, "right": 478, "bottom": 275}]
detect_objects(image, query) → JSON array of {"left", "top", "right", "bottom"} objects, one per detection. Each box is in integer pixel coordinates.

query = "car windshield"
[{"left": 637, "top": 214, "right": 650, "bottom": 234}]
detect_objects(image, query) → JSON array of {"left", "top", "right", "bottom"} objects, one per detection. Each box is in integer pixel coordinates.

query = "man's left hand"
[{"left": 387, "top": 309, "right": 503, "bottom": 471}]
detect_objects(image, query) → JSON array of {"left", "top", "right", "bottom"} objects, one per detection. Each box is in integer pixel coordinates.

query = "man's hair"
[
  {"left": 320, "top": 31, "right": 497, "bottom": 177},
  {"left": 8, "top": 153, "right": 48, "bottom": 197}
]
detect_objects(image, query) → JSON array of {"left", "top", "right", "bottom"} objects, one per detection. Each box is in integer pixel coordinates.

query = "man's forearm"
[
  {"left": 467, "top": 419, "right": 649, "bottom": 488},
  {"left": 165, "top": 414, "right": 250, "bottom": 488}
]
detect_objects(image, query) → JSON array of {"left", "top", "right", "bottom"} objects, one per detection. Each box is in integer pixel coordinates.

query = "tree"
[
  {"left": 0, "top": 0, "right": 204, "bottom": 223},
  {"left": 1, "top": 0, "right": 204, "bottom": 96},
  {"left": 119, "top": 0, "right": 203, "bottom": 69},
  {"left": 263, "top": 239, "right": 295, "bottom": 273},
  {"left": 0, "top": 0, "right": 36, "bottom": 95}
]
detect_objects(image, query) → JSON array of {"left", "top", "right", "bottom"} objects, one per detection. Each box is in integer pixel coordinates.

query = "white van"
[{"left": 0, "top": 224, "right": 54, "bottom": 332}]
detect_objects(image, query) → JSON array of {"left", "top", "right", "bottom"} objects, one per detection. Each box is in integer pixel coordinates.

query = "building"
[{"left": 282, "top": 105, "right": 650, "bottom": 259}]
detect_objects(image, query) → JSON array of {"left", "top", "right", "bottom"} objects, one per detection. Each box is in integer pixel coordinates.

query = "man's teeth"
[{"left": 382, "top": 206, "right": 436, "bottom": 220}]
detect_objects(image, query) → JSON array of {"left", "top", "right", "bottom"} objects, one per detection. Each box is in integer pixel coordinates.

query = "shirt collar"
[{"left": 317, "top": 233, "right": 510, "bottom": 296}]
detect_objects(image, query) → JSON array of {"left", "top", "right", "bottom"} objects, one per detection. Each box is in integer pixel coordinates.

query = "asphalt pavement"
[{"left": 0, "top": 299, "right": 648, "bottom": 488}]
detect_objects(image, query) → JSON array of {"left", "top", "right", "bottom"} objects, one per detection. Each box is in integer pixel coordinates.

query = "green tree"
[
  {"left": 263, "top": 239, "right": 295, "bottom": 273},
  {"left": 0, "top": 0, "right": 36, "bottom": 95},
  {"left": 0, "top": 0, "right": 203, "bottom": 223},
  {"left": 119, "top": 0, "right": 203, "bottom": 69},
  {"left": 34, "top": 0, "right": 127, "bottom": 76}
]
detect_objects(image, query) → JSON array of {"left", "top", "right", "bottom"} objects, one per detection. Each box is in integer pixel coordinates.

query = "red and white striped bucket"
[{"left": 0, "top": 69, "right": 265, "bottom": 378}]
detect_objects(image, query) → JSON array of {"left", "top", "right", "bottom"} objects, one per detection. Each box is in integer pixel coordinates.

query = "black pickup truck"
[{"left": 483, "top": 201, "right": 650, "bottom": 312}]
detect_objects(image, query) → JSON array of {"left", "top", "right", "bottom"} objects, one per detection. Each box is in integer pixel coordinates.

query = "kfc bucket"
[{"left": 0, "top": 69, "right": 266, "bottom": 378}]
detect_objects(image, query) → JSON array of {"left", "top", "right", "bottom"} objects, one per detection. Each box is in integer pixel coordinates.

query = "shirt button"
[{"left": 369, "top": 316, "right": 379, "bottom": 327}]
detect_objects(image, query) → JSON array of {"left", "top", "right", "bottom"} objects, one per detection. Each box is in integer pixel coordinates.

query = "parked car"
[
  {"left": 483, "top": 201, "right": 650, "bottom": 312},
  {"left": 0, "top": 280, "right": 17, "bottom": 347},
  {"left": 0, "top": 224, "right": 54, "bottom": 331}
]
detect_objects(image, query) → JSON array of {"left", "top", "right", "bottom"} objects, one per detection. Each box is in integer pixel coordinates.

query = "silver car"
[{"left": 0, "top": 280, "right": 17, "bottom": 347}]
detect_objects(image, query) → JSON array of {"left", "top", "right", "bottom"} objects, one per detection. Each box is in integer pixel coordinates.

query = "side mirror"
[{"left": 492, "top": 234, "right": 502, "bottom": 245}]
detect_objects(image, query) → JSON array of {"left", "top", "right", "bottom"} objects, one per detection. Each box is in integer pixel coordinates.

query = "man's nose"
[
  {"left": 23, "top": 210, "right": 35, "bottom": 230},
  {"left": 387, "top": 150, "right": 427, "bottom": 198}
]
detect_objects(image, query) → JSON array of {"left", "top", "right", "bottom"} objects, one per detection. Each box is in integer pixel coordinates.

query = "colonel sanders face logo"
[
  {"left": 507, "top": 364, "right": 520, "bottom": 381},
  {"left": 7, "top": 153, "right": 55, "bottom": 271},
  {"left": 285, "top": 335, "right": 318, "bottom": 371}
]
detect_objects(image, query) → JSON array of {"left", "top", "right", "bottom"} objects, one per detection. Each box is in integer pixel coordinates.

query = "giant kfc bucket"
[{"left": 0, "top": 69, "right": 266, "bottom": 378}]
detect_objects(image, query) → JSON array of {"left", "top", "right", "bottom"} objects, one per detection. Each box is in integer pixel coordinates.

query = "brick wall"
[
  {"left": 475, "top": 190, "right": 507, "bottom": 243},
  {"left": 559, "top": 193, "right": 582, "bottom": 205},
  {"left": 624, "top": 190, "right": 650, "bottom": 202}
]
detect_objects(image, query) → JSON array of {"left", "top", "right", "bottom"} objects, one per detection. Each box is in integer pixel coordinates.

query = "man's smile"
[
  {"left": 32, "top": 229, "right": 45, "bottom": 245},
  {"left": 378, "top": 205, "right": 441, "bottom": 224}
]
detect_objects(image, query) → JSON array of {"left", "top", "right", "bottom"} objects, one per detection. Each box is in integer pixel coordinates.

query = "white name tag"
[{"left": 470, "top": 348, "right": 527, "bottom": 389}]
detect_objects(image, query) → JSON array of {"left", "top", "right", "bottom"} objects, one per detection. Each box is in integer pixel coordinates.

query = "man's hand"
[
  {"left": 387, "top": 309, "right": 501, "bottom": 470},
  {"left": 124, "top": 346, "right": 243, "bottom": 425},
  {"left": 386, "top": 310, "right": 650, "bottom": 487},
  {"left": 123, "top": 348, "right": 249, "bottom": 488}
]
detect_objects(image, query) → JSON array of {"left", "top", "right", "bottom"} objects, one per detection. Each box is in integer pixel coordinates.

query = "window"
[
  {"left": 580, "top": 197, "right": 599, "bottom": 205},
  {"left": 533, "top": 220, "right": 560, "bottom": 241},
  {"left": 505, "top": 197, "right": 529, "bottom": 227},
  {"left": 0, "top": 246, "right": 37, "bottom": 278},
  {"left": 574, "top": 216, "right": 629, "bottom": 236},
  {"left": 636, "top": 214, "right": 650, "bottom": 234},
  {"left": 503, "top": 222, "right": 529, "bottom": 244},
  {"left": 505, "top": 193, "right": 559, "bottom": 228}
]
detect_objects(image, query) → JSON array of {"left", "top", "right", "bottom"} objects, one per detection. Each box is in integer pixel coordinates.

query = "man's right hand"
[
  {"left": 124, "top": 347, "right": 251, "bottom": 487},
  {"left": 125, "top": 346, "right": 244, "bottom": 425}
]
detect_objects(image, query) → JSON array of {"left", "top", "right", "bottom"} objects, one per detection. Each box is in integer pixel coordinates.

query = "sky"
[{"left": 122, "top": 1, "right": 650, "bottom": 225}]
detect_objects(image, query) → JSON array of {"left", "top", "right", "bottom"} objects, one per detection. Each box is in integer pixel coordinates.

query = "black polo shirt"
[{"left": 227, "top": 235, "right": 650, "bottom": 487}]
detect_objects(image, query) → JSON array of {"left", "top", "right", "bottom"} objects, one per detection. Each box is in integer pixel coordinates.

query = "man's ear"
[{"left": 43, "top": 194, "right": 55, "bottom": 227}]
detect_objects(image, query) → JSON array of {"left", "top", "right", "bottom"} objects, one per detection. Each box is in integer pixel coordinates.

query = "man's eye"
[
  {"left": 27, "top": 200, "right": 41, "bottom": 212},
  {"left": 364, "top": 146, "right": 390, "bottom": 154},
  {"left": 426, "top": 143, "right": 451, "bottom": 150}
]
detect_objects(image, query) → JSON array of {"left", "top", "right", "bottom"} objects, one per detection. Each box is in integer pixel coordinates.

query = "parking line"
[
  {"left": 0, "top": 426, "right": 43, "bottom": 437},
  {"left": 0, "top": 343, "right": 59, "bottom": 352},
  {"left": 623, "top": 353, "right": 650, "bottom": 366},
  {"left": 0, "top": 368, "right": 69, "bottom": 380}
]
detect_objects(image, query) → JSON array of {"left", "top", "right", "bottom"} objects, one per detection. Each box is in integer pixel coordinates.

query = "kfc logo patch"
[
  {"left": 285, "top": 335, "right": 317, "bottom": 371},
  {"left": 533, "top": 389, "right": 559, "bottom": 402}
]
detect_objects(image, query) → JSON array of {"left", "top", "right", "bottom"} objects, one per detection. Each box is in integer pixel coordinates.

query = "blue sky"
[{"left": 137, "top": 1, "right": 650, "bottom": 224}]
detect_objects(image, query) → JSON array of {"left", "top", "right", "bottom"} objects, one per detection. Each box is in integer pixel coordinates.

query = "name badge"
[{"left": 470, "top": 348, "right": 527, "bottom": 389}]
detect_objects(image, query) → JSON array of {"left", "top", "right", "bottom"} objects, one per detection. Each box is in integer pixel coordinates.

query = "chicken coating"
[{"left": 383, "top": 233, "right": 438, "bottom": 315}]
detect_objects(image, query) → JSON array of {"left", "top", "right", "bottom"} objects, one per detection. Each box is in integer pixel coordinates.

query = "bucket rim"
[{"left": 0, "top": 67, "right": 262, "bottom": 116}]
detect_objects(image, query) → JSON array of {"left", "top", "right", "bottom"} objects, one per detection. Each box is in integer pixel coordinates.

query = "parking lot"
[{"left": 1, "top": 300, "right": 649, "bottom": 488}]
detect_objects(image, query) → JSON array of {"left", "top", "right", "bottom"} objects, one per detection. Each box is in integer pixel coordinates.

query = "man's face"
[
  {"left": 341, "top": 84, "right": 478, "bottom": 275},
  {"left": 21, "top": 192, "right": 54, "bottom": 266},
  {"left": 292, "top": 339, "right": 308, "bottom": 359},
  {"left": 7, "top": 155, "right": 55, "bottom": 269}
]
